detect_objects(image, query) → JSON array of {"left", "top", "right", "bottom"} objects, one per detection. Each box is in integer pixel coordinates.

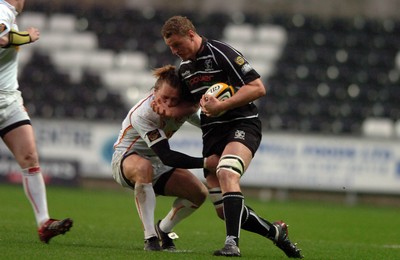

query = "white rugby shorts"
[
  {"left": 111, "top": 151, "right": 173, "bottom": 189},
  {"left": 0, "top": 90, "right": 30, "bottom": 130}
]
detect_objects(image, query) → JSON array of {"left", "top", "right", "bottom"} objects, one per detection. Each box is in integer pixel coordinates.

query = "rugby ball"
[
  {"left": 204, "top": 83, "right": 235, "bottom": 116},
  {"left": 205, "top": 82, "right": 235, "bottom": 101}
]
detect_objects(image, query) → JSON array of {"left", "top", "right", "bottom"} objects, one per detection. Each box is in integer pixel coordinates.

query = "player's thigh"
[
  {"left": 122, "top": 154, "right": 153, "bottom": 183},
  {"left": 223, "top": 141, "right": 254, "bottom": 171},
  {"left": 164, "top": 168, "right": 207, "bottom": 204},
  {"left": 3, "top": 124, "right": 38, "bottom": 167}
]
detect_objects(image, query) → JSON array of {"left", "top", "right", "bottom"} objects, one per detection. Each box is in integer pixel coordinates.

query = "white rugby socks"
[
  {"left": 159, "top": 198, "right": 199, "bottom": 233},
  {"left": 22, "top": 167, "right": 49, "bottom": 227},
  {"left": 134, "top": 183, "right": 157, "bottom": 239}
]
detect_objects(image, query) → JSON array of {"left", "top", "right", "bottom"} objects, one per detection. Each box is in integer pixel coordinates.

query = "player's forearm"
[
  {"left": 154, "top": 100, "right": 199, "bottom": 119},
  {"left": 151, "top": 139, "right": 204, "bottom": 169},
  {"left": 159, "top": 150, "right": 204, "bottom": 169},
  {"left": 172, "top": 101, "right": 199, "bottom": 118},
  {"left": 2, "top": 29, "right": 32, "bottom": 48},
  {"left": 223, "top": 79, "right": 266, "bottom": 110}
]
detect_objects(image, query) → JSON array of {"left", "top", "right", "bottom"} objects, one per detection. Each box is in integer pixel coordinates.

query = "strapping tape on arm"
[{"left": 3, "top": 29, "right": 31, "bottom": 48}]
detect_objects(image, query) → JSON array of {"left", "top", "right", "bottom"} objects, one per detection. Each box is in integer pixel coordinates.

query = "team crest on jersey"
[
  {"left": 234, "top": 130, "right": 245, "bottom": 140},
  {"left": 235, "top": 56, "right": 245, "bottom": 66},
  {"left": 204, "top": 59, "right": 213, "bottom": 71},
  {"left": 182, "top": 70, "right": 191, "bottom": 78},
  {"left": 146, "top": 129, "right": 162, "bottom": 142}
]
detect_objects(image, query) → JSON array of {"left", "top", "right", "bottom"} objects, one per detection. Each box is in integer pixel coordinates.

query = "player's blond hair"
[
  {"left": 161, "top": 15, "right": 196, "bottom": 39},
  {"left": 152, "top": 65, "right": 181, "bottom": 91}
]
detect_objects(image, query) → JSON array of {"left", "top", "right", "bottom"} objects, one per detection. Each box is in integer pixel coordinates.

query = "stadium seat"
[
  {"left": 48, "top": 13, "right": 77, "bottom": 32},
  {"left": 394, "top": 120, "right": 400, "bottom": 138},
  {"left": 223, "top": 24, "right": 255, "bottom": 43},
  {"left": 361, "top": 117, "right": 395, "bottom": 138},
  {"left": 114, "top": 51, "right": 149, "bottom": 70},
  {"left": 18, "top": 11, "right": 47, "bottom": 31}
]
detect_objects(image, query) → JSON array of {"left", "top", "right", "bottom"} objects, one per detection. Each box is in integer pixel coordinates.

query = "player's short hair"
[
  {"left": 161, "top": 15, "right": 196, "bottom": 39},
  {"left": 152, "top": 65, "right": 181, "bottom": 91}
]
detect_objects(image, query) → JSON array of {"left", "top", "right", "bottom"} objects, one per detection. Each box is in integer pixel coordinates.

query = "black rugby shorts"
[{"left": 202, "top": 118, "right": 262, "bottom": 158}]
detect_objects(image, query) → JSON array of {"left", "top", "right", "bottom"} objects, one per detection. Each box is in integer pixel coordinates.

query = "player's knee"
[
  {"left": 216, "top": 155, "right": 245, "bottom": 177},
  {"left": 195, "top": 186, "right": 208, "bottom": 206},
  {"left": 20, "top": 151, "right": 39, "bottom": 168}
]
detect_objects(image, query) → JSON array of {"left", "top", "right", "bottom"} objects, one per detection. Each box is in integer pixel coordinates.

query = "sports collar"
[{"left": 195, "top": 36, "right": 207, "bottom": 58}]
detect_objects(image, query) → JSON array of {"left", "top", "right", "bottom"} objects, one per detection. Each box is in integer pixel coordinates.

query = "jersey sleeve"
[
  {"left": 212, "top": 40, "right": 260, "bottom": 87},
  {"left": 0, "top": 6, "right": 12, "bottom": 38},
  {"left": 130, "top": 107, "right": 167, "bottom": 147}
]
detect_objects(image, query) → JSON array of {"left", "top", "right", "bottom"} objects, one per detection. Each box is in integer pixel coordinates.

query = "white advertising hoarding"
[
  {"left": 32, "top": 118, "right": 119, "bottom": 178},
  {"left": 2, "top": 119, "right": 399, "bottom": 194},
  {"left": 170, "top": 124, "right": 400, "bottom": 194}
]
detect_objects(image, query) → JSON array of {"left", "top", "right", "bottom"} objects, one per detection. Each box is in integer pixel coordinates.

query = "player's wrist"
[{"left": 6, "top": 29, "right": 32, "bottom": 47}]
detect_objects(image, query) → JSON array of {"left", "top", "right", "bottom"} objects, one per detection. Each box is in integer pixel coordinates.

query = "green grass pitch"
[{"left": 1, "top": 184, "right": 399, "bottom": 259}]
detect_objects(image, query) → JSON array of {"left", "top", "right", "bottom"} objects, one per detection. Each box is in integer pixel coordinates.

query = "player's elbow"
[
  {"left": 258, "top": 85, "right": 267, "bottom": 97},
  {"left": 250, "top": 79, "right": 267, "bottom": 98},
  {"left": 254, "top": 84, "right": 266, "bottom": 99},
  {"left": 157, "top": 154, "right": 171, "bottom": 166}
]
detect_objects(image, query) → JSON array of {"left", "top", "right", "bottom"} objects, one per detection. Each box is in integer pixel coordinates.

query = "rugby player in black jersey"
[{"left": 157, "top": 15, "right": 303, "bottom": 258}]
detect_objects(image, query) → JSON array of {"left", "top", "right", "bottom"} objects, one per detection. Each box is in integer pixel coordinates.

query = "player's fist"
[{"left": 26, "top": 27, "right": 40, "bottom": 42}]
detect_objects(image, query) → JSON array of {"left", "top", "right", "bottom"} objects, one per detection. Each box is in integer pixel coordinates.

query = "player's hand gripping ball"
[{"left": 204, "top": 82, "right": 235, "bottom": 116}]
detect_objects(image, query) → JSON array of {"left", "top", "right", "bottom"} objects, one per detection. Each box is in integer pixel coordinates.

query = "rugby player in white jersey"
[
  {"left": 112, "top": 65, "right": 219, "bottom": 251},
  {"left": 0, "top": 0, "right": 72, "bottom": 243}
]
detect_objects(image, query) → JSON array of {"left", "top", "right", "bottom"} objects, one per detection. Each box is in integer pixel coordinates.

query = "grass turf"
[{"left": 0, "top": 184, "right": 399, "bottom": 259}]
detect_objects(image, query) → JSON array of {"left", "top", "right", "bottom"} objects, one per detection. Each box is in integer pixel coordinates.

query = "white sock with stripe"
[
  {"left": 159, "top": 198, "right": 198, "bottom": 233},
  {"left": 134, "top": 183, "right": 157, "bottom": 239},
  {"left": 22, "top": 167, "right": 50, "bottom": 227}
]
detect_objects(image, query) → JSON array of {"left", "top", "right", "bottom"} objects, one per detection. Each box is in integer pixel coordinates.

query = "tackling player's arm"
[
  {"left": 151, "top": 99, "right": 199, "bottom": 119},
  {"left": 151, "top": 139, "right": 215, "bottom": 170},
  {"left": 0, "top": 26, "right": 40, "bottom": 48},
  {"left": 152, "top": 74, "right": 199, "bottom": 118}
]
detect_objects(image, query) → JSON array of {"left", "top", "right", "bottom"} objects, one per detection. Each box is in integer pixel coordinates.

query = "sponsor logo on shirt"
[{"left": 188, "top": 74, "right": 214, "bottom": 86}]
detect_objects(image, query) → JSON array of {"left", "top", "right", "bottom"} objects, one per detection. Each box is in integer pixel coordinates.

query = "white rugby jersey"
[
  {"left": 0, "top": 1, "right": 19, "bottom": 92},
  {"left": 113, "top": 92, "right": 199, "bottom": 157}
]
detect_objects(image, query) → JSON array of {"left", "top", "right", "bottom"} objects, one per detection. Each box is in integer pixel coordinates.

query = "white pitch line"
[{"left": 382, "top": 245, "right": 400, "bottom": 249}]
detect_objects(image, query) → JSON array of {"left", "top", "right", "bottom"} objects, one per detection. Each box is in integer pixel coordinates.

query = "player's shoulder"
[
  {"left": 207, "top": 39, "right": 229, "bottom": 48},
  {"left": 208, "top": 38, "right": 234, "bottom": 48},
  {"left": 0, "top": 2, "right": 13, "bottom": 16},
  {"left": 207, "top": 39, "right": 239, "bottom": 55},
  {"left": 130, "top": 94, "right": 156, "bottom": 117}
]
